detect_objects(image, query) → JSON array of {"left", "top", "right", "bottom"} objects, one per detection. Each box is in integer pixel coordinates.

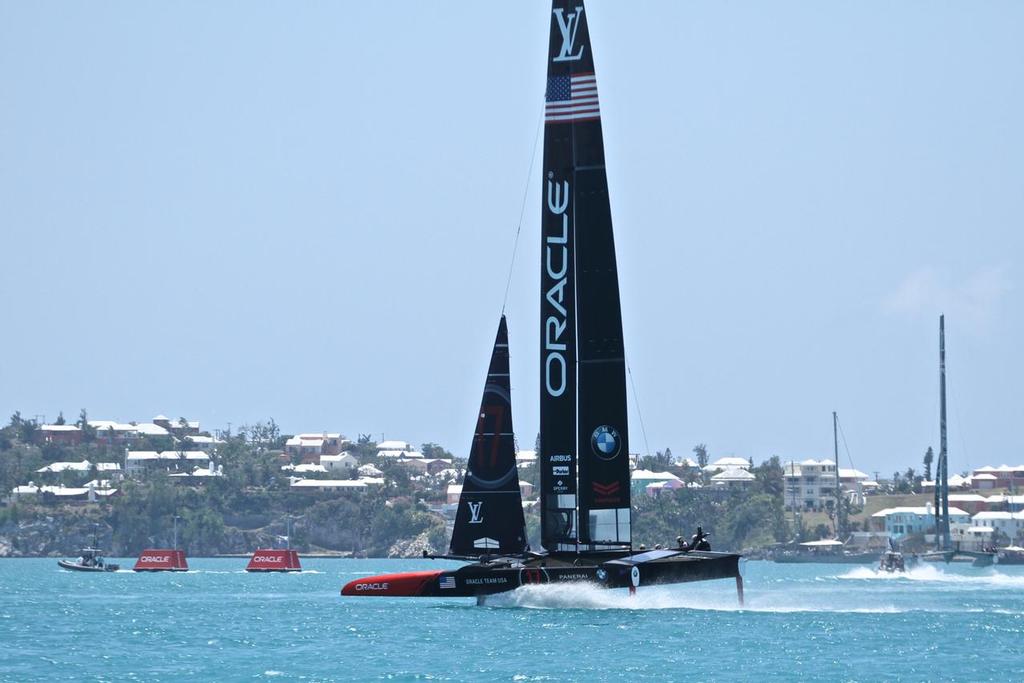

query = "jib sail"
[
  {"left": 540, "top": 0, "right": 630, "bottom": 552},
  {"left": 450, "top": 316, "right": 528, "bottom": 556}
]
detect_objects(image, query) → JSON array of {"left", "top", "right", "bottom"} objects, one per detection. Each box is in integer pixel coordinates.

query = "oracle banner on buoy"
[
  {"left": 134, "top": 549, "right": 189, "bottom": 572},
  {"left": 245, "top": 549, "right": 301, "bottom": 572}
]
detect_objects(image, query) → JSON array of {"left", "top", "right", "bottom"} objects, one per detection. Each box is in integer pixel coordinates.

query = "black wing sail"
[
  {"left": 450, "top": 316, "right": 528, "bottom": 556},
  {"left": 540, "top": 0, "right": 630, "bottom": 551}
]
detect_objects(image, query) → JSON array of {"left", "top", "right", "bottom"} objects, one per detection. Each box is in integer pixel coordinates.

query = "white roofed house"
[
  {"left": 9, "top": 481, "right": 119, "bottom": 504},
  {"left": 89, "top": 421, "right": 142, "bottom": 445},
  {"left": 377, "top": 440, "right": 413, "bottom": 452},
  {"left": 969, "top": 465, "right": 1024, "bottom": 490},
  {"left": 972, "top": 473, "right": 998, "bottom": 490},
  {"left": 285, "top": 433, "right": 349, "bottom": 463},
  {"left": 675, "top": 457, "right": 701, "bottom": 471},
  {"left": 871, "top": 504, "right": 971, "bottom": 540},
  {"left": 321, "top": 452, "right": 358, "bottom": 474},
  {"left": 378, "top": 449, "right": 423, "bottom": 459},
  {"left": 631, "top": 470, "right": 682, "bottom": 498},
  {"left": 515, "top": 450, "right": 538, "bottom": 468},
  {"left": 710, "top": 467, "right": 756, "bottom": 490},
  {"left": 922, "top": 471, "right": 973, "bottom": 492},
  {"left": 966, "top": 511, "right": 1024, "bottom": 546},
  {"left": 125, "top": 450, "right": 211, "bottom": 476},
  {"left": 37, "top": 424, "right": 82, "bottom": 445},
  {"left": 783, "top": 459, "right": 841, "bottom": 512},
  {"left": 281, "top": 463, "right": 329, "bottom": 475},
  {"left": 358, "top": 464, "right": 383, "bottom": 477},
  {"left": 36, "top": 460, "right": 93, "bottom": 475},
  {"left": 289, "top": 477, "right": 384, "bottom": 493},
  {"left": 152, "top": 415, "right": 201, "bottom": 436},
  {"left": 702, "top": 457, "right": 751, "bottom": 475},
  {"left": 87, "top": 419, "right": 171, "bottom": 447}
]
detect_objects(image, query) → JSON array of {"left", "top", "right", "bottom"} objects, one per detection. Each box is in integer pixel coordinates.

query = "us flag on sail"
[{"left": 545, "top": 73, "right": 599, "bottom": 123}]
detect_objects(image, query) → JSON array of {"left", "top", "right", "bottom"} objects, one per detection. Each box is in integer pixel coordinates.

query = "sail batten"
[
  {"left": 450, "top": 316, "right": 527, "bottom": 557},
  {"left": 540, "top": 0, "right": 631, "bottom": 552}
]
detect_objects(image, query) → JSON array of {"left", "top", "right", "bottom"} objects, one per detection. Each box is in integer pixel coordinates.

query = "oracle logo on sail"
[{"left": 545, "top": 177, "right": 570, "bottom": 398}]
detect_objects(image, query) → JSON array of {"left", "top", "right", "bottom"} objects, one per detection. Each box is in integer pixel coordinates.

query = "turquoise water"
[{"left": 2, "top": 558, "right": 1022, "bottom": 681}]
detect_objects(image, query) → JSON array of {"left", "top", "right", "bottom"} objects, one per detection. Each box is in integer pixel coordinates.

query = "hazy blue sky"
[{"left": 2, "top": 1, "right": 1021, "bottom": 476}]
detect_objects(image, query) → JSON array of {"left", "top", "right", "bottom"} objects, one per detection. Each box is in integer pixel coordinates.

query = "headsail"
[
  {"left": 450, "top": 315, "right": 528, "bottom": 556},
  {"left": 539, "top": 0, "right": 631, "bottom": 552}
]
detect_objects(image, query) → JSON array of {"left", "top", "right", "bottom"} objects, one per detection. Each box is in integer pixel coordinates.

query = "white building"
[
  {"left": 378, "top": 448, "right": 423, "bottom": 459},
  {"left": 871, "top": 504, "right": 971, "bottom": 539},
  {"left": 377, "top": 440, "right": 413, "bottom": 452},
  {"left": 125, "top": 450, "right": 210, "bottom": 475},
  {"left": 290, "top": 477, "right": 384, "bottom": 492},
  {"left": 285, "top": 433, "right": 348, "bottom": 461},
  {"left": 281, "top": 463, "right": 329, "bottom": 474},
  {"left": 703, "top": 457, "right": 751, "bottom": 475},
  {"left": 969, "top": 511, "right": 1024, "bottom": 544},
  {"left": 631, "top": 469, "right": 682, "bottom": 497},
  {"left": 358, "top": 464, "right": 383, "bottom": 477},
  {"left": 516, "top": 450, "right": 538, "bottom": 468},
  {"left": 36, "top": 460, "right": 93, "bottom": 474},
  {"left": 9, "top": 483, "right": 118, "bottom": 503},
  {"left": 783, "top": 459, "right": 840, "bottom": 512},
  {"left": 711, "top": 467, "right": 756, "bottom": 490},
  {"left": 321, "top": 452, "right": 358, "bottom": 474}
]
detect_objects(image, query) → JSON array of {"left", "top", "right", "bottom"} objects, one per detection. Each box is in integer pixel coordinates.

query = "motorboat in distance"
[{"left": 58, "top": 547, "right": 120, "bottom": 572}]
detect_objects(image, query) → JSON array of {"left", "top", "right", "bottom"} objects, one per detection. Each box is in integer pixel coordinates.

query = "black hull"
[{"left": 342, "top": 549, "right": 742, "bottom": 599}]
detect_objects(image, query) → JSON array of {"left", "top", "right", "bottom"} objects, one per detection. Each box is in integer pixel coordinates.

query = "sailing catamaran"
[{"left": 342, "top": 0, "right": 742, "bottom": 602}]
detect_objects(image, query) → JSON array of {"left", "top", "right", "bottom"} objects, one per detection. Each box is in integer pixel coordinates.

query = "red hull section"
[
  {"left": 134, "top": 549, "right": 188, "bottom": 572},
  {"left": 246, "top": 549, "right": 301, "bottom": 572},
  {"left": 341, "top": 571, "right": 443, "bottom": 596}
]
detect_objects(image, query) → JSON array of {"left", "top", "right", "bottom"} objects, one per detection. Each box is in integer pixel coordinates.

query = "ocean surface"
[{"left": 1, "top": 557, "right": 1022, "bottom": 681}]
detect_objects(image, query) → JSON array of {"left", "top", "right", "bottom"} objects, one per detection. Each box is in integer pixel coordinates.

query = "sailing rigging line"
[
  {"left": 500, "top": 104, "right": 545, "bottom": 315},
  {"left": 834, "top": 414, "right": 857, "bottom": 471},
  {"left": 948, "top": 374, "right": 972, "bottom": 474},
  {"left": 625, "top": 357, "right": 652, "bottom": 458}
]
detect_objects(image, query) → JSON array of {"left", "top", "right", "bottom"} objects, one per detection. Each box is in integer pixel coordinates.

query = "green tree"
[
  {"left": 421, "top": 443, "right": 454, "bottom": 460},
  {"left": 923, "top": 447, "right": 934, "bottom": 482},
  {"left": 693, "top": 443, "right": 709, "bottom": 469},
  {"left": 77, "top": 409, "right": 97, "bottom": 442}
]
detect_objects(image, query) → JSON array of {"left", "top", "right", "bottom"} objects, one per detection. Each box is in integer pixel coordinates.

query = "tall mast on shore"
[
  {"left": 936, "top": 315, "right": 951, "bottom": 550},
  {"left": 833, "top": 411, "right": 842, "bottom": 538}
]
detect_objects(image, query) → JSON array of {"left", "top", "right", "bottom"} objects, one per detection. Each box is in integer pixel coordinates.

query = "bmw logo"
[
  {"left": 596, "top": 568, "right": 608, "bottom": 582},
  {"left": 591, "top": 425, "right": 621, "bottom": 460}
]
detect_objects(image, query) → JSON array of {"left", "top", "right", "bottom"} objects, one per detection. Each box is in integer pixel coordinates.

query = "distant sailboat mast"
[
  {"left": 833, "top": 411, "right": 841, "bottom": 538},
  {"left": 936, "top": 315, "right": 951, "bottom": 550}
]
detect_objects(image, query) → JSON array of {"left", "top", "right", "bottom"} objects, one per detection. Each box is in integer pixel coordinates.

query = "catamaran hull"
[{"left": 342, "top": 550, "right": 741, "bottom": 598}]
